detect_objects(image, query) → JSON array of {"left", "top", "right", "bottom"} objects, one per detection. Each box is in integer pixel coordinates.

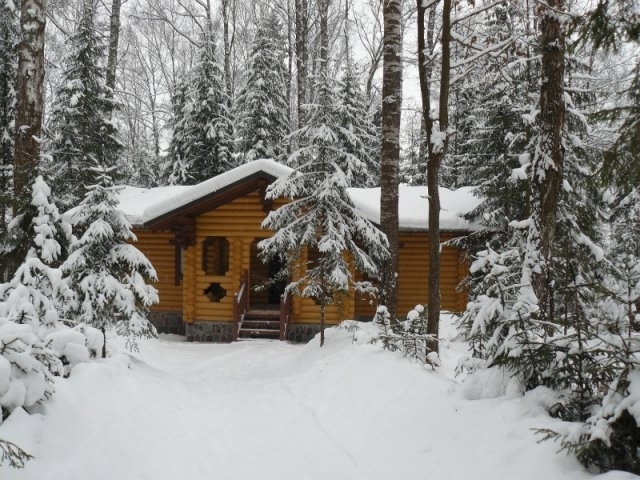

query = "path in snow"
[{"left": 1, "top": 327, "right": 635, "bottom": 480}]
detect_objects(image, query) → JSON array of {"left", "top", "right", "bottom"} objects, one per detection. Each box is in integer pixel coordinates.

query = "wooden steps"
[{"left": 238, "top": 308, "right": 281, "bottom": 339}]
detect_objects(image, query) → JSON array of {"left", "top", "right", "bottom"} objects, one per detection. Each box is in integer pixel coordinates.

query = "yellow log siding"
[
  {"left": 134, "top": 190, "right": 469, "bottom": 327},
  {"left": 186, "top": 191, "right": 276, "bottom": 322},
  {"left": 397, "top": 232, "right": 467, "bottom": 317},
  {"left": 283, "top": 246, "right": 347, "bottom": 325},
  {"left": 352, "top": 234, "right": 468, "bottom": 321},
  {"left": 132, "top": 231, "right": 182, "bottom": 311}
]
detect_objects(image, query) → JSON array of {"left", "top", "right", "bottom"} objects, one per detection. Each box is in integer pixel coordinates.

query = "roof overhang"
[{"left": 139, "top": 171, "right": 280, "bottom": 230}]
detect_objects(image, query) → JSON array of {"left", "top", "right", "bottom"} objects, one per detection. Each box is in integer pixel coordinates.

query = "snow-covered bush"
[
  {"left": 0, "top": 319, "right": 61, "bottom": 419},
  {"left": 373, "top": 304, "right": 440, "bottom": 367},
  {"left": 539, "top": 361, "right": 640, "bottom": 474},
  {"left": 45, "top": 324, "right": 102, "bottom": 376}
]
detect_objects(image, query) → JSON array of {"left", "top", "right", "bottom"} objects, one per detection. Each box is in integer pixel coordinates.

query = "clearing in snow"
[{"left": 0, "top": 318, "right": 636, "bottom": 480}]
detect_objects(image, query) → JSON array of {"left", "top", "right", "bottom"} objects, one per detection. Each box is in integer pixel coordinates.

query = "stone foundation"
[
  {"left": 149, "top": 311, "right": 185, "bottom": 335},
  {"left": 185, "top": 322, "right": 234, "bottom": 343},
  {"left": 287, "top": 324, "right": 323, "bottom": 343}
]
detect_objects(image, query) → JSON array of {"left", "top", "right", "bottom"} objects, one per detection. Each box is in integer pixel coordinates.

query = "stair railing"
[
  {"left": 233, "top": 270, "right": 249, "bottom": 341},
  {"left": 279, "top": 289, "right": 292, "bottom": 341}
]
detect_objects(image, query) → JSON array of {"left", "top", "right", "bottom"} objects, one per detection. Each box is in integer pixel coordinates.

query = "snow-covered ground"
[{"left": 0, "top": 317, "right": 637, "bottom": 480}]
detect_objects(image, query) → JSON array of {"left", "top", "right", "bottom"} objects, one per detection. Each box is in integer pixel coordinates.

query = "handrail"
[
  {"left": 279, "top": 289, "right": 292, "bottom": 341},
  {"left": 233, "top": 270, "right": 249, "bottom": 341}
]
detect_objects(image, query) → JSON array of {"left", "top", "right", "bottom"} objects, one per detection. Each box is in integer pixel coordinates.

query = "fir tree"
[
  {"left": 399, "top": 110, "right": 426, "bottom": 186},
  {"left": 0, "top": 176, "right": 73, "bottom": 331},
  {"left": 260, "top": 53, "right": 388, "bottom": 347},
  {"left": 235, "top": 12, "right": 290, "bottom": 164},
  {"left": 0, "top": 176, "right": 72, "bottom": 419},
  {"left": 63, "top": 163, "right": 158, "bottom": 357},
  {"left": 335, "top": 63, "right": 379, "bottom": 187},
  {"left": 188, "top": 36, "right": 234, "bottom": 181},
  {"left": 458, "top": 2, "right": 609, "bottom": 410},
  {"left": 46, "top": 0, "right": 120, "bottom": 208},
  {"left": 165, "top": 77, "right": 193, "bottom": 186},
  {"left": 167, "top": 35, "right": 234, "bottom": 185}
]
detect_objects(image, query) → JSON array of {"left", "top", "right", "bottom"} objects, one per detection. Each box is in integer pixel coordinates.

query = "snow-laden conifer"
[
  {"left": 0, "top": 176, "right": 74, "bottom": 419},
  {"left": 165, "top": 78, "right": 192, "bottom": 186},
  {"left": 63, "top": 163, "right": 158, "bottom": 356},
  {"left": 0, "top": 176, "right": 73, "bottom": 332},
  {"left": 260, "top": 53, "right": 388, "bottom": 346},
  {"left": 46, "top": 0, "right": 120, "bottom": 208},
  {"left": 235, "top": 12, "right": 289, "bottom": 164},
  {"left": 335, "top": 64, "right": 379, "bottom": 187},
  {"left": 458, "top": 5, "right": 610, "bottom": 413},
  {"left": 166, "top": 35, "right": 234, "bottom": 185}
]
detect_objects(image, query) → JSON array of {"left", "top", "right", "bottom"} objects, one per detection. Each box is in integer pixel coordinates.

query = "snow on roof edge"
[
  {"left": 116, "top": 160, "right": 483, "bottom": 232},
  {"left": 122, "top": 159, "right": 293, "bottom": 226}
]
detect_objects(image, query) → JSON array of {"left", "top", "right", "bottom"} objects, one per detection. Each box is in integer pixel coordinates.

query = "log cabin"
[{"left": 117, "top": 160, "right": 482, "bottom": 342}]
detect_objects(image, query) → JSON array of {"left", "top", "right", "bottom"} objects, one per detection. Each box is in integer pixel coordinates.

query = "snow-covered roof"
[
  {"left": 347, "top": 185, "right": 483, "bottom": 232},
  {"left": 117, "top": 159, "right": 482, "bottom": 232},
  {"left": 119, "top": 159, "right": 292, "bottom": 226}
]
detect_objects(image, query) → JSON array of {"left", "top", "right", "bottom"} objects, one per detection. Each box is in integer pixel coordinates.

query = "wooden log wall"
[
  {"left": 354, "top": 232, "right": 469, "bottom": 321},
  {"left": 133, "top": 231, "right": 183, "bottom": 311}
]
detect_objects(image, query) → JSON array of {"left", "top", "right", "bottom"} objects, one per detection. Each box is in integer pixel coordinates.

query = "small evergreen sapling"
[
  {"left": 374, "top": 304, "right": 440, "bottom": 367},
  {"left": 63, "top": 163, "right": 158, "bottom": 356}
]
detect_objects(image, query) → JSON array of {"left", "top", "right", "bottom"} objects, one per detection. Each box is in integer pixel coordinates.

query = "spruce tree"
[
  {"left": 0, "top": 176, "right": 72, "bottom": 419},
  {"left": 165, "top": 78, "right": 192, "bottom": 185},
  {"left": 335, "top": 64, "right": 379, "bottom": 187},
  {"left": 169, "top": 35, "right": 234, "bottom": 185},
  {"left": 46, "top": 0, "right": 120, "bottom": 208},
  {"left": 235, "top": 12, "right": 290, "bottom": 164},
  {"left": 0, "top": 176, "right": 73, "bottom": 331},
  {"left": 459, "top": 2, "right": 608, "bottom": 405},
  {"left": 260, "top": 14, "right": 388, "bottom": 346},
  {"left": 63, "top": 163, "right": 158, "bottom": 357}
]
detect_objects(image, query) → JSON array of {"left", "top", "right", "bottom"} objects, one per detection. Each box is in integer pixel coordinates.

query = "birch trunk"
[
  {"left": 295, "top": 0, "right": 309, "bottom": 128},
  {"left": 13, "top": 0, "right": 45, "bottom": 203},
  {"left": 105, "top": 0, "right": 121, "bottom": 119},
  {"left": 378, "top": 0, "right": 403, "bottom": 321}
]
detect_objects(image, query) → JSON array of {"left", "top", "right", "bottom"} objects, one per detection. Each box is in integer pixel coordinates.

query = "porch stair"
[{"left": 238, "top": 309, "right": 281, "bottom": 339}]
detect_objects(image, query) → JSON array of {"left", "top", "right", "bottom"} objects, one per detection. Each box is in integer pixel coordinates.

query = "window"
[{"left": 202, "top": 237, "right": 229, "bottom": 275}]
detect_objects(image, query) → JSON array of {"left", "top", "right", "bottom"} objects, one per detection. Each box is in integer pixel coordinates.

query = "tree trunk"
[
  {"left": 102, "top": 326, "right": 107, "bottom": 358},
  {"left": 378, "top": 0, "right": 403, "bottom": 322},
  {"left": 13, "top": 0, "right": 45, "bottom": 204},
  {"left": 295, "top": 0, "right": 309, "bottom": 128},
  {"left": 526, "top": 0, "right": 565, "bottom": 321},
  {"left": 105, "top": 0, "right": 121, "bottom": 119},
  {"left": 418, "top": 0, "right": 451, "bottom": 354},
  {"left": 287, "top": 0, "right": 294, "bottom": 145},
  {"left": 222, "top": 0, "right": 233, "bottom": 105}
]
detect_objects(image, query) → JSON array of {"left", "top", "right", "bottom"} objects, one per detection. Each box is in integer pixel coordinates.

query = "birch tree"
[
  {"left": 13, "top": 0, "right": 46, "bottom": 207},
  {"left": 378, "top": 0, "right": 403, "bottom": 321}
]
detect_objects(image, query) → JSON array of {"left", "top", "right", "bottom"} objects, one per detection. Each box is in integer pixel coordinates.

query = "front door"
[{"left": 249, "top": 239, "right": 287, "bottom": 308}]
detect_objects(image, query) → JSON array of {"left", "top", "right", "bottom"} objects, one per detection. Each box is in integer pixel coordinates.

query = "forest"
[{"left": 0, "top": 0, "right": 639, "bottom": 474}]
